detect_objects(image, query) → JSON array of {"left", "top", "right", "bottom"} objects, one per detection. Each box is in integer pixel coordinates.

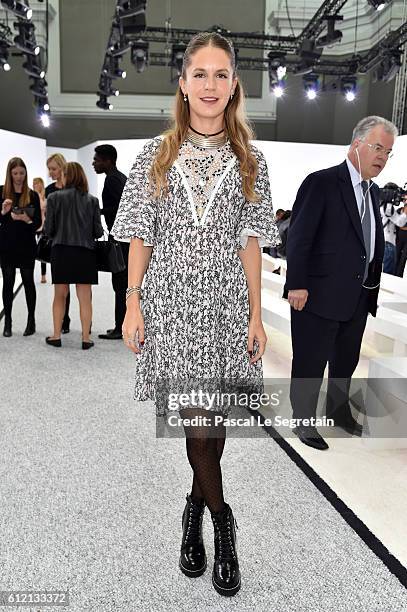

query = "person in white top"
[{"left": 379, "top": 182, "right": 407, "bottom": 275}]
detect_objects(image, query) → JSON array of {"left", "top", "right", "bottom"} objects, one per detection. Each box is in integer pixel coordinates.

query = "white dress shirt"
[{"left": 345, "top": 157, "right": 375, "bottom": 263}]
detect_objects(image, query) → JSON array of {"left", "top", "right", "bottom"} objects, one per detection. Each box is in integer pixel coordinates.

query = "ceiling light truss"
[{"left": 1, "top": 0, "right": 50, "bottom": 121}]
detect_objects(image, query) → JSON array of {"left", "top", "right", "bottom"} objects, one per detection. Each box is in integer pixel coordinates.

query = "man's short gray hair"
[{"left": 351, "top": 115, "right": 398, "bottom": 143}]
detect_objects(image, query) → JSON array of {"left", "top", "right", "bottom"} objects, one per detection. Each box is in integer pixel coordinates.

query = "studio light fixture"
[
  {"left": 171, "top": 43, "right": 187, "bottom": 76},
  {"left": 1, "top": 0, "right": 32, "bottom": 20},
  {"left": 22, "top": 55, "right": 45, "bottom": 78},
  {"left": 14, "top": 22, "right": 40, "bottom": 55},
  {"left": 303, "top": 73, "right": 319, "bottom": 100},
  {"left": 29, "top": 77, "right": 48, "bottom": 97},
  {"left": 341, "top": 77, "right": 357, "bottom": 101},
  {"left": 0, "top": 41, "right": 11, "bottom": 71},
  {"left": 131, "top": 39, "right": 148, "bottom": 73},
  {"left": 117, "top": 0, "right": 146, "bottom": 20},
  {"left": 367, "top": 0, "right": 388, "bottom": 10},
  {"left": 373, "top": 51, "right": 402, "bottom": 82},
  {"left": 316, "top": 16, "right": 343, "bottom": 48},
  {"left": 103, "top": 56, "right": 127, "bottom": 79},
  {"left": 268, "top": 52, "right": 286, "bottom": 97},
  {"left": 293, "top": 40, "right": 322, "bottom": 76},
  {"left": 96, "top": 94, "right": 114, "bottom": 110}
]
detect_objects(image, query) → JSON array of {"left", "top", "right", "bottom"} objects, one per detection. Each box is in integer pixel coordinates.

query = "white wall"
[
  {"left": 46, "top": 146, "right": 78, "bottom": 162},
  {"left": 0, "top": 128, "right": 47, "bottom": 189},
  {"left": 80, "top": 138, "right": 347, "bottom": 209}
]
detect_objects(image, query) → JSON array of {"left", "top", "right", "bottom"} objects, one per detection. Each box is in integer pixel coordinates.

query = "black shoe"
[
  {"left": 211, "top": 503, "right": 241, "bottom": 596},
  {"left": 179, "top": 493, "right": 207, "bottom": 578},
  {"left": 62, "top": 316, "right": 70, "bottom": 334},
  {"left": 23, "top": 315, "right": 36, "bottom": 336},
  {"left": 46, "top": 336, "right": 61, "bottom": 347},
  {"left": 327, "top": 413, "right": 363, "bottom": 436},
  {"left": 98, "top": 329, "right": 122, "bottom": 340},
  {"left": 3, "top": 317, "right": 12, "bottom": 337},
  {"left": 82, "top": 340, "right": 94, "bottom": 350},
  {"left": 293, "top": 425, "right": 329, "bottom": 450}
]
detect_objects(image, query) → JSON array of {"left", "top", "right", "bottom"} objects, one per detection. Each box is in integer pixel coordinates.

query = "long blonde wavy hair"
[{"left": 150, "top": 32, "right": 260, "bottom": 202}]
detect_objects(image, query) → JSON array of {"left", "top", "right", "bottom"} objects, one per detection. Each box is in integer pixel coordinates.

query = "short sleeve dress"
[{"left": 112, "top": 136, "right": 281, "bottom": 417}]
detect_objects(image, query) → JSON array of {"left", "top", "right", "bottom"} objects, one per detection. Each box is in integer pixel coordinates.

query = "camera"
[
  {"left": 12, "top": 205, "right": 35, "bottom": 218},
  {"left": 379, "top": 182, "right": 407, "bottom": 213}
]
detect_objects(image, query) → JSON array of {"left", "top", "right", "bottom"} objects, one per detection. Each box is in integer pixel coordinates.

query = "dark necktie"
[{"left": 361, "top": 180, "right": 371, "bottom": 282}]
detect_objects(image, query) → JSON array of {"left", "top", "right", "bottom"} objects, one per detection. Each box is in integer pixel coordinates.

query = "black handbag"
[
  {"left": 36, "top": 234, "right": 52, "bottom": 263},
  {"left": 95, "top": 235, "right": 126, "bottom": 273}
]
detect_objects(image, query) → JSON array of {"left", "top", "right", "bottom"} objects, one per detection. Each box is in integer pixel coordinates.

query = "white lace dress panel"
[{"left": 112, "top": 136, "right": 281, "bottom": 417}]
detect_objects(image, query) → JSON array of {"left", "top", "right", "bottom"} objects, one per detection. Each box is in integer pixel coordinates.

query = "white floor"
[
  {"left": 262, "top": 324, "right": 407, "bottom": 568},
  {"left": 2, "top": 265, "right": 406, "bottom": 572}
]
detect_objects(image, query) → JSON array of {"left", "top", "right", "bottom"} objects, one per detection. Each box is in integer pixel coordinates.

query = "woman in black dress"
[
  {"left": 0, "top": 157, "right": 41, "bottom": 337},
  {"left": 43, "top": 162, "right": 103, "bottom": 349}
]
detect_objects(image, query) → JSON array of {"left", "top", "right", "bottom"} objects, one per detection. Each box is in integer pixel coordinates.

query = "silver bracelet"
[{"left": 126, "top": 286, "right": 143, "bottom": 301}]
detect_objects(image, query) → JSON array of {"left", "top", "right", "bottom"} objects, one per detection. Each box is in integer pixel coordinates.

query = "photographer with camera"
[
  {"left": 0, "top": 157, "right": 41, "bottom": 337},
  {"left": 379, "top": 182, "right": 407, "bottom": 275}
]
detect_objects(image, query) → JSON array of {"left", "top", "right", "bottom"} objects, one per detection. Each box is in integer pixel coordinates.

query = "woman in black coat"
[
  {"left": 0, "top": 157, "right": 41, "bottom": 337},
  {"left": 43, "top": 162, "right": 103, "bottom": 349}
]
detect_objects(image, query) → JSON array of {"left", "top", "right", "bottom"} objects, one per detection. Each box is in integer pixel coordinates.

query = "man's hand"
[{"left": 288, "top": 289, "right": 309, "bottom": 311}]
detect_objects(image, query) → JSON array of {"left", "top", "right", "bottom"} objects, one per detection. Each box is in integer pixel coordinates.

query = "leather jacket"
[{"left": 43, "top": 187, "right": 103, "bottom": 250}]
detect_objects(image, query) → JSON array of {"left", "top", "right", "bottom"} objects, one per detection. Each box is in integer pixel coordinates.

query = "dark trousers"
[
  {"left": 290, "top": 288, "right": 370, "bottom": 421},
  {"left": 111, "top": 241, "right": 129, "bottom": 331},
  {"left": 395, "top": 230, "right": 407, "bottom": 277},
  {"left": 1, "top": 263, "right": 36, "bottom": 320}
]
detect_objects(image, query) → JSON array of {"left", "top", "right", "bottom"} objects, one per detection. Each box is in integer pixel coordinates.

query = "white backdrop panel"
[
  {"left": 0, "top": 129, "right": 47, "bottom": 189},
  {"left": 73, "top": 134, "right": 407, "bottom": 210},
  {"left": 46, "top": 146, "right": 78, "bottom": 163}
]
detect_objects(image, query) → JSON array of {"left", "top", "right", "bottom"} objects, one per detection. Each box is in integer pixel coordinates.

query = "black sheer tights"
[
  {"left": 181, "top": 407, "right": 227, "bottom": 514},
  {"left": 1, "top": 264, "right": 36, "bottom": 319}
]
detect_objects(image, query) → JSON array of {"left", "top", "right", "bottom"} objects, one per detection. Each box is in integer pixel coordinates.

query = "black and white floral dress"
[{"left": 112, "top": 136, "right": 280, "bottom": 417}]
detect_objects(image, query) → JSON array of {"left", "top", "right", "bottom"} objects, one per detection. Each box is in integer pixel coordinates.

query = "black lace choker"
[{"left": 189, "top": 125, "right": 224, "bottom": 138}]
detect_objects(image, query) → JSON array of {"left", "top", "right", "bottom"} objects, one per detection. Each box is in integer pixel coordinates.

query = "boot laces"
[
  {"left": 184, "top": 501, "right": 204, "bottom": 544},
  {"left": 215, "top": 515, "right": 238, "bottom": 561}
]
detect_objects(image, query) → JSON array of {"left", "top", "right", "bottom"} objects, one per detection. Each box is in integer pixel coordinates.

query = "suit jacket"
[{"left": 283, "top": 160, "right": 384, "bottom": 321}]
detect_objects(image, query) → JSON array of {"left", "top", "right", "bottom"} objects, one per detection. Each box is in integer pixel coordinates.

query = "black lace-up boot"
[
  {"left": 211, "top": 503, "right": 241, "bottom": 596},
  {"left": 179, "top": 493, "right": 207, "bottom": 577}
]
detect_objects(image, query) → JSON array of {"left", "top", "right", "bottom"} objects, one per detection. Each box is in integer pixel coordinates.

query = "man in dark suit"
[
  {"left": 284, "top": 116, "right": 398, "bottom": 450},
  {"left": 92, "top": 145, "right": 128, "bottom": 340}
]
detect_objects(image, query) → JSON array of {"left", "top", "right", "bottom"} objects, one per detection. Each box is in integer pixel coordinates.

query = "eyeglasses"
[{"left": 364, "top": 142, "right": 394, "bottom": 159}]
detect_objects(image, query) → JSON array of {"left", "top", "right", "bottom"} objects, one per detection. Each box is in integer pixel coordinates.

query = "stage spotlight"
[
  {"left": 1, "top": 0, "right": 32, "bottom": 20},
  {"left": 131, "top": 39, "right": 148, "bottom": 73},
  {"left": 373, "top": 52, "right": 402, "bottom": 82},
  {"left": 96, "top": 95, "right": 113, "bottom": 110},
  {"left": 293, "top": 40, "right": 322, "bottom": 76},
  {"left": 367, "top": 0, "right": 388, "bottom": 10},
  {"left": 303, "top": 74, "right": 319, "bottom": 100},
  {"left": 29, "top": 77, "right": 48, "bottom": 97},
  {"left": 341, "top": 77, "right": 357, "bottom": 101},
  {"left": 40, "top": 113, "right": 50, "bottom": 127},
  {"left": 0, "top": 42, "right": 11, "bottom": 71},
  {"left": 273, "top": 84, "right": 284, "bottom": 98},
  {"left": 172, "top": 43, "right": 186, "bottom": 76},
  {"left": 103, "top": 56, "right": 126, "bottom": 79},
  {"left": 316, "top": 16, "right": 343, "bottom": 48},
  {"left": 22, "top": 55, "right": 45, "bottom": 78},
  {"left": 117, "top": 0, "right": 146, "bottom": 19},
  {"left": 14, "top": 22, "right": 40, "bottom": 55}
]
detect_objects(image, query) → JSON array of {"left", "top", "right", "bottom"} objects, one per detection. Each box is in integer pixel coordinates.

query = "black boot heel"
[
  {"left": 179, "top": 493, "right": 207, "bottom": 577},
  {"left": 23, "top": 315, "right": 36, "bottom": 336},
  {"left": 211, "top": 503, "right": 241, "bottom": 596},
  {"left": 3, "top": 317, "right": 12, "bottom": 337}
]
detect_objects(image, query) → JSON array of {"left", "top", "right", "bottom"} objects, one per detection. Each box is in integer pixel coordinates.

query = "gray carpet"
[{"left": 0, "top": 271, "right": 406, "bottom": 612}]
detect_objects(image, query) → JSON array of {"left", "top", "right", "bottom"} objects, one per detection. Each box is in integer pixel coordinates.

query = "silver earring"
[
  {"left": 230, "top": 92, "right": 234, "bottom": 100},
  {"left": 184, "top": 93, "right": 187, "bottom": 102}
]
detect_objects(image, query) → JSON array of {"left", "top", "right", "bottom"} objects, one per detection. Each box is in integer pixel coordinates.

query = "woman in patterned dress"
[{"left": 112, "top": 32, "right": 280, "bottom": 597}]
